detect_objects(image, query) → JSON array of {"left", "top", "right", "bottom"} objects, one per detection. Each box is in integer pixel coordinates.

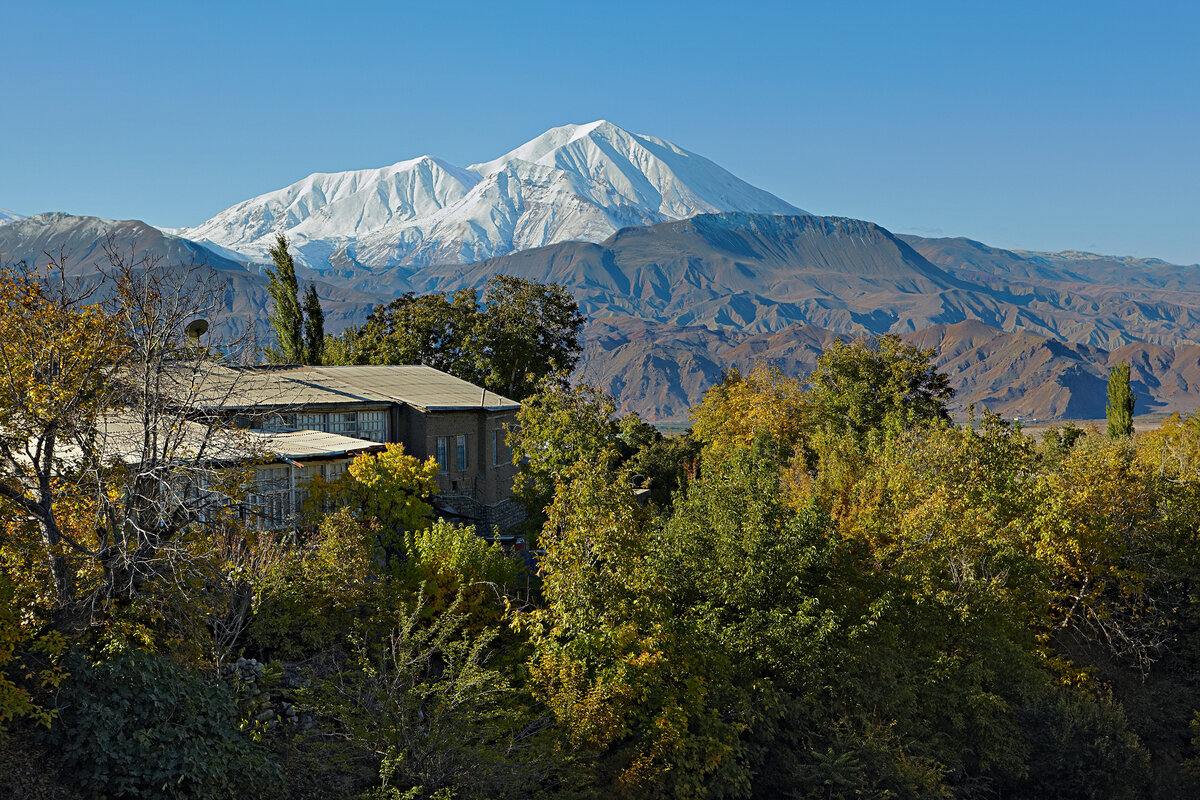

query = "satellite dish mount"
[{"left": 185, "top": 319, "right": 210, "bottom": 341}]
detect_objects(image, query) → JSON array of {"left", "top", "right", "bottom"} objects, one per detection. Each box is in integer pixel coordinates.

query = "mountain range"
[
  {"left": 4, "top": 120, "right": 1198, "bottom": 423},
  {"left": 178, "top": 120, "right": 803, "bottom": 274},
  {"left": 0, "top": 212, "right": 382, "bottom": 341}
]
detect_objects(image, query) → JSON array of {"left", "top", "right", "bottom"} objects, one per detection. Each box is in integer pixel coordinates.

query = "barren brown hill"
[
  {"left": 414, "top": 214, "right": 1200, "bottom": 350},
  {"left": 580, "top": 317, "right": 1196, "bottom": 423}
]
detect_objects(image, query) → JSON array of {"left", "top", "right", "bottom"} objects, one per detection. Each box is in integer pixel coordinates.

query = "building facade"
[{"left": 221, "top": 365, "right": 523, "bottom": 533}]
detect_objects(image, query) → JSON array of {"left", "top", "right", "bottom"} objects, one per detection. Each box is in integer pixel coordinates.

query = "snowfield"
[{"left": 177, "top": 120, "right": 806, "bottom": 271}]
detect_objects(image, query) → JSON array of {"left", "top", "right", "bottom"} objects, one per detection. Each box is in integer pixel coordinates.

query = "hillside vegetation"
[{"left": 5, "top": 256, "right": 1200, "bottom": 799}]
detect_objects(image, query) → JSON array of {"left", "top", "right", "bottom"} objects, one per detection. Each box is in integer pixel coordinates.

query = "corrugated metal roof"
[
  {"left": 169, "top": 364, "right": 390, "bottom": 410},
  {"left": 307, "top": 366, "right": 519, "bottom": 411},
  {"left": 248, "top": 428, "right": 385, "bottom": 461},
  {"left": 169, "top": 364, "right": 518, "bottom": 413},
  {"left": 85, "top": 414, "right": 383, "bottom": 466}
]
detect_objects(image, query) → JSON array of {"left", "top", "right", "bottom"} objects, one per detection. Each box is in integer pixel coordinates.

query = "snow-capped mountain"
[
  {"left": 179, "top": 120, "right": 806, "bottom": 271},
  {"left": 0, "top": 208, "right": 25, "bottom": 225}
]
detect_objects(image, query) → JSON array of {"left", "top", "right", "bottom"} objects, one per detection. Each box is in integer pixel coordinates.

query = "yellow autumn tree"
[
  {"left": 305, "top": 443, "right": 440, "bottom": 535},
  {"left": 690, "top": 364, "right": 810, "bottom": 457},
  {"left": 0, "top": 263, "right": 127, "bottom": 608}
]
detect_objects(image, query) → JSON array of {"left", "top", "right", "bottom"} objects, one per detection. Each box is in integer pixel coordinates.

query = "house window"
[
  {"left": 296, "top": 413, "right": 325, "bottom": 431},
  {"left": 492, "top": 428, "right": 511, "bottom": 466},
  {"left": 329, "top": 412, "right": 357, "bottom": 436},
  {"left": 456, "top": 435, "right": 467, "bottom": 472},
  {"left": 291, "top": 410, "right": 385, "bottom": 441},
  {"left": 436, "top": 437, "right": 449, "bottom": 473},
  {"left": 261, "top": 413, "right": 295, "bottom": 432},
  {"left": 249, "top": 466, "right": 292, "bottom": 528},
  {"left": 359, "top": 410, "right": 387, "bottom": 442}
]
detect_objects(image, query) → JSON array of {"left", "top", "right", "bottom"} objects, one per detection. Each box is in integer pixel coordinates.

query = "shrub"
[{"left": 47, "top": 647, "right": 279, "bottom": 798}]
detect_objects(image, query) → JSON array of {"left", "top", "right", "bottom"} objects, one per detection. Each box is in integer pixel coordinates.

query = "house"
[
  {"left": 200, "top": 364, "right": 524, "bottom": 532},
  {"left": 84, "top": 412, "right": 388, "bottom": 530}
]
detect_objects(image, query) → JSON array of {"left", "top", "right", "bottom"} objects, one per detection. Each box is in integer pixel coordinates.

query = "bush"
[
  {"left": 249, "top": 509, "right": 379, "bottom": 659},
  {"left": 47, "top": 647, "right": 279, "bottom": 799}
]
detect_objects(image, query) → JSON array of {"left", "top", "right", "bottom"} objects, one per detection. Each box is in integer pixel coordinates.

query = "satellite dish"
[{"left": 185, "top": 319, "right": 209, "bottom": 340}]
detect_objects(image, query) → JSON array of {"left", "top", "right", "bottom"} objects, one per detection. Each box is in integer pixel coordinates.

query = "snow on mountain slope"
[
  {"left": 179, "top": 121, "right": 805, "bottom": 270},
  {"left": 0, "top": 208, "right": 25, "bottom": 225}
]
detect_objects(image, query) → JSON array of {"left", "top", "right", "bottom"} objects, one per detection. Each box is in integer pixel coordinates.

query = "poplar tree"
[
  {"left": 266, "top": 234, "right": 303, "bottom": 363},
  {"left": 302, "top": 283, "right": 325, "bottom": 366},
  {"left": 1106, "top": 361, "right": 1136, "bottom": 438}
]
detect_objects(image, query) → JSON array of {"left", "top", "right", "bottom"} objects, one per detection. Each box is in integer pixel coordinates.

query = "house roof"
[
  {"left": 248, "top": 428, "right": 386, "bottom": 462},
  {"left": 85, "top": 414, "right": 384, "bottom": 467},
  {"left": 182, "top": 364, "right": 518, "bottom": 413},
  {"left": 305, "top": 366, "right": 519, "bottom": 411}
]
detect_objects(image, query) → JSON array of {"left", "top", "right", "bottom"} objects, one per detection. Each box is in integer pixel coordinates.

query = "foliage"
[
  {"left": 523, "top": 457, "right": 743, "bottom": 797},
  {"left": 619, "top": 414, "right": 701, "bottom": 507},
  {"left": 0, "top": 569, "right": 66, "bottom": 732},
  {"left": 510, "top": 377, "right": 620, "bottom": 525},
  {"left": 249, "top": 509, "right": 380, "bottom": 659},
  {"left": 0, "top": 249, "right": 261, "bottom": 644},
  {"left": 307, "top": 590, "right": 556, "bottom": 800},
  {"left": 690, "top": 363, "right": 809, "bottom": 456},
  {"left": 347, "top": 288, "right": 482, "bottom": 378},
  {"left": 395, "top": 520, "right": 525, "bottom": 625},
  {"left": 305, "top": 443, "right": 440, "bottom": 538},
  {"left": 328, "top": 276, "right": 584, "bottom": 401},
  {"left": 1107, "top": 361, "right": 1136, "bottom": 438},
  {"left": 1042, "top": 421, "right": 1087, "bottom": 460},
  {"left": 475, "top": 275, "right": 585, "bottom": 400},
  {"left": 47, "top": 647, "right": 278, "bottom": 798},
  {"left": 691, "top": 337, "right": 952, "bottom": 464},
  {"left": 806, "top": 334, "right": 953, "bottom": 442},
  {"left": 302, "top": 282, "right": 325, "bottom": 366},
  {"left": 1014, "top": 691, "right": 1149, "bottom": 799},
  {"left": 266, "top": 234, "right": 304, "bottom": 364}
]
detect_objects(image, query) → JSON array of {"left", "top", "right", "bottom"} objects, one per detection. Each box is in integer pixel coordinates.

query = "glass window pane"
[
  {"left": 456, "top": 435, "right": 467, "bottom": 472},
  {"left": 436, "top": 437, "right": 448, "bottom": 473}
]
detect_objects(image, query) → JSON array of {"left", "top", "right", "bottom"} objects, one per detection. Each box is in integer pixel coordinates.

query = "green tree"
[
  {"left": 328, "top": 277, "right": 584, "bottom": 401},
  {"left": 302, "top": 283, "right": 325, "bottom": 366},
  {"left": 348, "top": 288, "right": 481, "bottom": 378},
  {"left": 508, "top": 377, "right": 620, "bottom": 526},
  {"left": 1107, "top": 361, "right": 1136, "bottom": 438},
  {"left": 807, "top": 334, "right": 953, "bottom": 441},
  {"left": 476, "top": 275, "right": 585, "bottom": 400},
  {"left": 266, "top": 234, "right": 303, "bottom": 363}
]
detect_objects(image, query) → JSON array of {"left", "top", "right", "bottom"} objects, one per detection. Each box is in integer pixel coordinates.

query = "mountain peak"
[{"left": 179, "top": 122, "right": 804, "bottom": 271}]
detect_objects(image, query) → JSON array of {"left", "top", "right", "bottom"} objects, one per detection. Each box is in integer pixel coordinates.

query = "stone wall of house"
[{"left": 433, "top": 492, "right": 526, "bottom": 536}]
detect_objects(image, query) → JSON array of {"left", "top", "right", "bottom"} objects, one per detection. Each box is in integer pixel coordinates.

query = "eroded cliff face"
[{"left": 577, "top": 316, "right": 1193, "bottom": 423}]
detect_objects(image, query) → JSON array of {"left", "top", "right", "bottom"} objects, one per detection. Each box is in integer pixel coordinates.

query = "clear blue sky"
[{"left": 4, "top": 0, "right": 1198, "bottom": 263}]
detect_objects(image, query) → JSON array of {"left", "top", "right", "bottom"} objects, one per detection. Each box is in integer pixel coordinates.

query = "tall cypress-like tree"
[
  {"left": 302, "top": 283, "right": 325, "bottom": 366},
  {"left": 1106, "top": 361, "right": 1136, "bottom": 438},
  {"left": 266, "top": 234, "right": 303, "bottom": 363}
]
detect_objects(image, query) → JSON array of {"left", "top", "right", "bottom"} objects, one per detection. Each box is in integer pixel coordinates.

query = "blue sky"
[{"left": 4, "top": 1, "right": 1198, "bottom": 263}]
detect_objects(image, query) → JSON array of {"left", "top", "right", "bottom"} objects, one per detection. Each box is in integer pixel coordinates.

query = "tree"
[
  {"left": 304, "top": 443, "right": 440, "bottom": 538},
  {"left": 1107, "top": 361, "right": 1136, "bottom": 438},
  {"left": 302, "top": 282, "right": 325, "bottom": 366},
  {"left": 690, "top": 364, "right": 811, "bottom": 457},
  {"left": 476, "top": 275, "right": 585, "bottom": 400},
  {"left": 332, "top": 276, "right": 585, "bottom": 401},
  {"left": 807, "top": 334, "right": 953, "bottom": 441},
  {"left": 508, "top": 376, "right": 620, "bottom": 526},
  {"left": 0, "top": 243, "right": 258, "bottom": 637},
  {"left": 266, "top": 234, "right": 303, "bottom": 364},
  {"left": 346, "top": 288, "right": 481, "bottom": 378}
]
